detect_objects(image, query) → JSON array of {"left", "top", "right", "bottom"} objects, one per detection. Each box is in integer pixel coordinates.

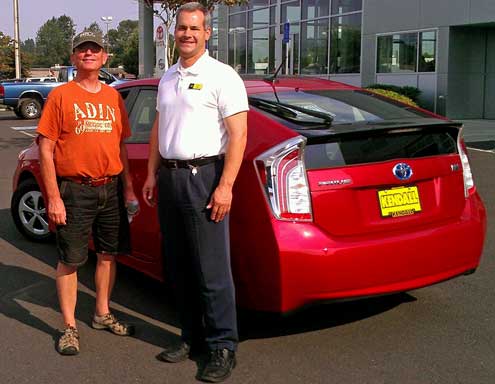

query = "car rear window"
[
  {"left": 304, "top": 128, "right": 458, "bottom": 170},
  {"left": 249, "top": 89, "right": 457, "bottom": 169},
  {"left": 250, "top": 89, "right": 432, "bottom": 125}
]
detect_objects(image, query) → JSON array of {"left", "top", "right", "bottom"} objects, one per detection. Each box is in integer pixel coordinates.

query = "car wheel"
[
  {"left": 11, "top": 179, "right": 52, "bottom": 242},
  {"left": 19, "top": 98, "right": 42, "bottom": 119}
]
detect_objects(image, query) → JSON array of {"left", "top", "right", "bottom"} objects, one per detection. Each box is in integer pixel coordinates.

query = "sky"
[{"left": 0, "top": 0, "right": 141, "bottom": 40}]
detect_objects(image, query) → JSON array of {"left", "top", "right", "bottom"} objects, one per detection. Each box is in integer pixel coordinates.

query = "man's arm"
[
  {"left": 207, "top": 111, "right": 248, "bottom": 223},
  {"left": 39, "top": 136, "right": 66, "bottom": 225},
  {"left": 142, "top": 112, "right": 161, "bottom": 207}
]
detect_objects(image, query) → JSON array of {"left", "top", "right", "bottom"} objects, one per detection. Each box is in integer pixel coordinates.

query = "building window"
[
  {"left": 247, "top": 7, "right": 271, "bottom": 29},
  {"left": 419, "top": 31, "right": 436, "bottom": 72},
  {"left": 329, "top": 13, "right": 361, "bottom": 73},
  {"left": 229, "top": 13, "right": 246, "bottom": 30},
  {"left": 377, "top": 33, "right": 417, "bottom": 73},
  {"left": 229, "top": 29, "right": 247, "bottom": 73},
  {"left": 281, "top": 23, "right": 300, "bottom": 74},
  {"left": 282, "top": 1, "right": 301, "bottom": 22},
  {"left": 249, "top": 0, "right": 270, "bottom": 9},
  {"left": 331, "top": 0, "right": 362, "bottom": 15},
  {"left": 377, "top": 31, "right": 436, "bottom": 73},
  {"left": 210, "top": 18, "right": 219, "bottom": 60},
  {"left": 302, "top": 0, "right": 330, "bottom": 20},
  {"left": 229, "top": 4, "right": 248, "bottom": 13},
  {"left": 247, "top": 27, "right": 275, "bottom": 74},
  {"left": 300, "top": 18, "right": 329, "bottom": 74}
]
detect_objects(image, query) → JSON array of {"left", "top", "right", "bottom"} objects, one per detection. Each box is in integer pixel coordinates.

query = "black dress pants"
[{"left": 157, "top": 159, "right": 238, "bottom": 351}]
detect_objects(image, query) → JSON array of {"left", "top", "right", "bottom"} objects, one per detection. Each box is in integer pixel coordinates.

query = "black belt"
[
  {"left": 61, "top": 175, "right": 117, "bottom": 187},
  {"left": 160, "top": 154, "right": 224, "bottom": 169}
]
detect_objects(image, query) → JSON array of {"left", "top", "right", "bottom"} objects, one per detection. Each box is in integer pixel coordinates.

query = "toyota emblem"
[{"left": 392, "top": 163, "right": 413, "bottom": 180}]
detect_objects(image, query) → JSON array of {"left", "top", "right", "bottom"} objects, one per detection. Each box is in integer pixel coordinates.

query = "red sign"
[{"left": 156, "top": 25, "right": 164, "bottom": 41}]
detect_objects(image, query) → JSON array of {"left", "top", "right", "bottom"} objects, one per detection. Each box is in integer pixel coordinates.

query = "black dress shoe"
[
  {"left": 197, "top": 348, "right": 236, "bottom": 383},
  {"left": 156, "top": 341, "right": 191, "bottom": 363}
]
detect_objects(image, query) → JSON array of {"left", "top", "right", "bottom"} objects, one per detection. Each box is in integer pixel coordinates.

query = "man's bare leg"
[
  {"left": 56, "top": 262, "right": 78, "bottom": 327},
  {"left": 94, "top": 253, "right": 116, "bottom": 316}
]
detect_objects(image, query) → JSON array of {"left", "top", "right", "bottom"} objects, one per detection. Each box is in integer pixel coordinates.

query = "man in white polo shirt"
[{"left": 142, "top": 2, "right": 248, "bottom": 383}]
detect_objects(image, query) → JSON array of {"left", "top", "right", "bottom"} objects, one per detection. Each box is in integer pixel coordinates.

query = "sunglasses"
[{"left": 74, "top": 43, "right": 103, "bottom": 53}]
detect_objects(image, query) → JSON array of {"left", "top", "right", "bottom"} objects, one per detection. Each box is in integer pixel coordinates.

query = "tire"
[
  {"left": 11, "top": 179, "right": 52, "bottom": 242},
  {"left": 19, "top": 98, "right": 42, "bottom": 119}
]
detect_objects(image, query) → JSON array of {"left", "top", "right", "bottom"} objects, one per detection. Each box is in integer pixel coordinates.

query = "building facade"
[{"left": 209, "top": 0, "right": 495, "bottom": 119}]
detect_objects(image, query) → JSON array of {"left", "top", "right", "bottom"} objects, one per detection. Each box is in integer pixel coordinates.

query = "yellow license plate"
[{"left": 378, "top": 186, "right": 422, "bottom": 217}]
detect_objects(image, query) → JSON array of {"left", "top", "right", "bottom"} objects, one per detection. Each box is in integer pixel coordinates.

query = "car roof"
[{"left": 114, "top": 76, "right": 359, "bottom": 95}]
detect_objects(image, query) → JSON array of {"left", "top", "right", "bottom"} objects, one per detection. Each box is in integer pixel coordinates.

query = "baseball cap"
[{"left": 73, "top": 31, "right": 104, "bottom": 50}]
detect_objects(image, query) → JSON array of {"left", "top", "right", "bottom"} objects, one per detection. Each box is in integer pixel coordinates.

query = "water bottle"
[{"left": 126, "top": 200, "right": 140, "bottom": 223}]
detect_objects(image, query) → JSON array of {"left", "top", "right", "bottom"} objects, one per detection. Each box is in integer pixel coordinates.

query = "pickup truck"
[{"left": 0, "top": 66, "right": 119, "bottom": 119}]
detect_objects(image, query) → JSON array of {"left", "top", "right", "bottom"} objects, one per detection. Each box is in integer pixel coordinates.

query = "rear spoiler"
[{"left": 300, "top": 119, "right": 463, "bottom": 142}]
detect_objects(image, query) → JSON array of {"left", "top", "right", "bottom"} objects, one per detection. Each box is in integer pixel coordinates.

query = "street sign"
[{"left": 283, "top": 22, "right": 290, "bottom": 43}]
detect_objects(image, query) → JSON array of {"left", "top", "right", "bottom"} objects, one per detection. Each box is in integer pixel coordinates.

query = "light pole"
[
  {"left": 13, "top": 0, "right": 21, "bottom": 78},
  {"left": 101, "top": 16, "right": 113, "bottom": 68}
]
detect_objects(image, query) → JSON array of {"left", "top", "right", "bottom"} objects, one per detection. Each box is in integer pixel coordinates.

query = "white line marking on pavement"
[
  {"left": 19, "top": 131, "right": 36, "bottom": 138},
  {"left": 467, "top": 147, "right": 495, "bottom": 154},
  {"left": 11, "top": 126, "right": 37, "bottom": 131}
]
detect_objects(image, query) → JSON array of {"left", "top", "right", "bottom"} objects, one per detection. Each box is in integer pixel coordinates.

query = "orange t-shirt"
[{"left": 37, "top": 81, "right": 131, "bottom": 178}]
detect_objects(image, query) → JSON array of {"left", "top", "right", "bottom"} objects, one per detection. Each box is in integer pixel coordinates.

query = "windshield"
[{"left": 249, "top": 89, "right": 431, "bottom": 125}]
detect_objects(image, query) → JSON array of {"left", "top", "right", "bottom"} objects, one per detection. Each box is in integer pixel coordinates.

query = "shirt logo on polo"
[
  {"left": 73, "top": 102, "right": 116, "bottom": 135},
  {"left": 188, "top": 83, "right": 203, "bottom": 90}
]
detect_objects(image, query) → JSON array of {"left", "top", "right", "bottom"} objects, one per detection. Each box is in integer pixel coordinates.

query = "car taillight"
[
  {"left": 0, "top": 85, "right": 4, "bottom": 98},
  {"left": 255, "top": 136, "right": 313, "bottom": 221},
  {"left": 457, "top": 128, "right": 475, "bottom": 197}
]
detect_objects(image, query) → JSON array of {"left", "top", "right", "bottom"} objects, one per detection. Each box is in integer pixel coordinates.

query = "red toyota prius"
[{"left": 11, "top": 77, "right": 486, "bottom": 313}]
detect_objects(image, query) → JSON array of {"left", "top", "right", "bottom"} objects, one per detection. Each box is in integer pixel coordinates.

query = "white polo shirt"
[{"left": 156, "top": 50, "right": 249, "bottom": 160}]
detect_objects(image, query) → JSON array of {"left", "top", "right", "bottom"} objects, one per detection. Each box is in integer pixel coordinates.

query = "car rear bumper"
[{"left": 239, "top": 192, "right": 486, "bottom": 313}]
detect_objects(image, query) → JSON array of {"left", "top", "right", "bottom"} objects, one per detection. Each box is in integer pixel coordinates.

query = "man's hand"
[
  {"left": 123, "top": 186, "right": 140, "bottom": 213},
  {"left": 48, "top": 196, "right": 66, "bottom": 225},
  {"left": 206, "top": 184, "right": 232, "bottom": 223},
  {"left": 142, "top": 174, "right": 157, "bottom": 207}
]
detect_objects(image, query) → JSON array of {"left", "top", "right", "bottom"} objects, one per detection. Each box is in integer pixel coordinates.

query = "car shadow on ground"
[
  {"left": 0, "top": 112, "right": 23, "bottom": 121},
  {"left": 467, "top": 141, "right": 495, "bottom": 151},
  {"left": 0, "top": 207, "right": 416, "bottom": 346},
  {"left": 237, "top": 292, "right": 416, "bottom": 341}
]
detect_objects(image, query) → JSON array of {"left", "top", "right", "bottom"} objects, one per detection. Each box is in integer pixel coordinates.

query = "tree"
[
  {"left": 21, "top": 38, "right": 36, "bottom": 55},
  {"left": 122, "top": 29, "right": 139, "bottom": 75},
  {"left": 35, "top": 15, "right": 75, "bottom": 66},
  {"left": 107, "top": 20, "right": 139, "bottom": 75},
  {"left": 0, "top": 32, "right": 31, "bottom": 79},
  {"left": 140, "top": 0, "right": 247, "bottom": 70},
  {"left": 0, "top": 32, "right": 14, "bottom": 78},
  {"left": 84, "top": 22, "right": 103, "bottom": 34}
]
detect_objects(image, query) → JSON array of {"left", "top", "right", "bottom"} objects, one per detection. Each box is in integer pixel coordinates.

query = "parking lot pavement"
[
  {"left": 1, "top": 110, "right": 495, "bottom": 384},
  {"left": 456, "top": 119, "right": 495, "bottom": 151}
]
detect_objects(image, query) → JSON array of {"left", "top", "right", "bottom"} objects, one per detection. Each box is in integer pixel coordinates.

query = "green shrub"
[
  {"left": 366, "top": 83, "right": 421, "bottom": 103},
  {"left": 365, "top": 88, "right": 418, "bottom": 107}
]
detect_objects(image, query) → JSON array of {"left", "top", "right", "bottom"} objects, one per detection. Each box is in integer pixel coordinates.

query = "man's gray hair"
[{"left": 176, "top": 2, "right": 211, "bottom": 29}]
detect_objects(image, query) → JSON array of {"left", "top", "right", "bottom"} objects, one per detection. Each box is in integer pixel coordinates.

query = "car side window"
[
  {"left": 126, "top": 88, "right": 157, "bottom": 144},
  {"left": 119, "top": 89, "right": 131, "bottom": 102},
  {"left": 98, "top": 70, "right": 113, "bottom": 84}
]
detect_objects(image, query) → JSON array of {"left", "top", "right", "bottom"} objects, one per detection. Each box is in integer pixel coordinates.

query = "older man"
[{"left": 38, "top": 30, "right": 137, "bottom": 355}]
